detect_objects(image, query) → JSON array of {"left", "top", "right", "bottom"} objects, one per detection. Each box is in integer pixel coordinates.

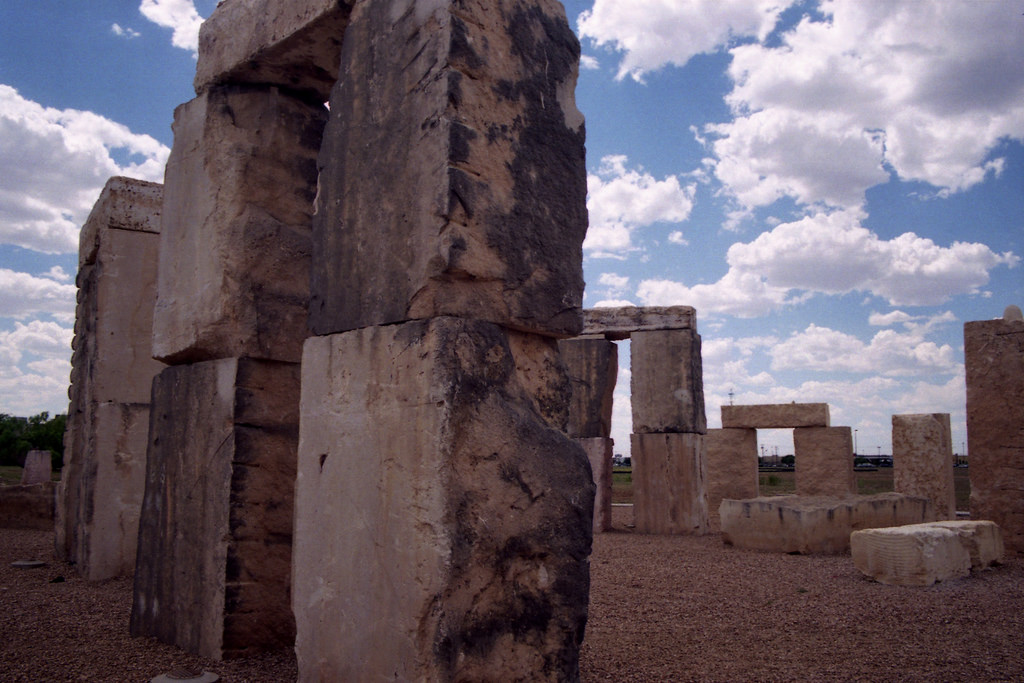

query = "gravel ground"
[{"left": 2, "top": 507, "right": 1022, "bottom": 682}]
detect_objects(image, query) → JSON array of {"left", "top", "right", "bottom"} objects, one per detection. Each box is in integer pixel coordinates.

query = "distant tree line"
[{"left": 0, "top": 412, "right": 66, "bottom": 470}]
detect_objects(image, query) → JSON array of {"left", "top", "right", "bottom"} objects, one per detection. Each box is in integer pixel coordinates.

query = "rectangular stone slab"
[
  {"left": 631, "top": 432, "right": 708, "bottom": 535},
  {"left": 721, "top": 403, "right": 830, "bottom": 429},
  {"left": 851, "top": 524, "right": 971, "bottom": 586},
  {"left": 705, "top": 428, "right": 758, "bottom": 533},
  {"left": 559, "top": 336, "right": 617, "bottom": 438},
  {"left": 293, "top": 318, "right": 593, "bottom": 681},
  {"left": 924, "top": 520, "right": 1005, "bottom": 568},
  {"left": 893, "top": 413, "right": 956, "bottom": 520},
  {"left": 630, "top": 329, "right": 706, "bottom": 435},
  {"left": 309, "top": 0, "right": 587, "bottom": 338},
  {"left": 131, "top": 357, "right": 299, "bottom": 660},
  {"left": 794, "top": 426, "right": 855, "bottom": 496},
  {"left": 582, "top": 306, "right": 695, "bottom": 340}
]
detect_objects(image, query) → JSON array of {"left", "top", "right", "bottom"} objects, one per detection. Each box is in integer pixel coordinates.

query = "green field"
[{"left": 0, "top": 465, "right": 61, "bottom": 486}]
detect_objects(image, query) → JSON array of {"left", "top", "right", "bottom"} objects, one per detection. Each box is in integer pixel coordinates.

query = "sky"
[{"left": 0, "top": 0, "right": 1021, "bottom": 460}]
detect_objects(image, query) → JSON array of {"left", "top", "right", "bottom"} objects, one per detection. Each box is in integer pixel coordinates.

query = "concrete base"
[{"left": 720, "top": 493, "right": 935, "bottom": 554}]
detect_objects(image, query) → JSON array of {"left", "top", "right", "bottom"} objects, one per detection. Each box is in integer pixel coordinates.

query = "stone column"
[
  {"left": 705, "top": 427, "right": 758, "bottom": 532},
  {"left": 578, "top": 437, "right": 614, "bottom": 533},
  {"left": 632, "top": 433, "right": 707, "bottom": 534},
  {"left": 21, "top": 450, "right": 52, "bottom": 486},
  {"left": 965, "top": 306, "right": 1024, "bottom": 554},
  {"left": 56, "top": 177, "right": 165, "bottom": 581},
  {"left": 794, "top": 426, "right": 856, "bottom": 496},
  {"left": 893, "top": 413, "right": 956, "bottom": 520}
]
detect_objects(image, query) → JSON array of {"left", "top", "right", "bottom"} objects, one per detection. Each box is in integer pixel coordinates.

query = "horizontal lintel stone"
[
  {"left": 721, "top": 402, "right": 830, "bottom": 429},
  {"left": 582, "top": 306, "right": 695, "bottom": 340}
]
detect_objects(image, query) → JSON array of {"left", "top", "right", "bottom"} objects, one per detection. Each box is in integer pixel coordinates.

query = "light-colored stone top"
[
  {"left": 194, "top": 0, "right": 352, "bottom": 100},
  {"left": 582, "top": 306, "right": 695, "bottom": 340},
  {"left": 721, "top": 402, "right": 830, "bottom": 429},
  {"left": 1004, "top": 305, "right": 1023, "bottom": 322},
  {"left": 79, "top": 177, "right": 162, "bottom": 268}
]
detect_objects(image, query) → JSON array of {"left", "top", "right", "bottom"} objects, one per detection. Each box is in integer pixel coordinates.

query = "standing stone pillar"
[
  {"left": 293, "top": 0, "right": 593, "bottom": 680},
  {"left": 965, "top": 306, "right": 1024, "bottom": 554},
  {"left": 793, "top": 426, "right": 856, "bottom": 496},
  {"left": 56, "top": 177, "right": 165, "bottom": 581},
  {"left": 705, "top": 427, "right": 758, "bottom": 532},
  {"left": 21, "top": 450, "right": 52, "bottom": 486},
  {"left": 630, "top": 327, "right": 708, "bottom": 534},
  {"left": 893, "top": 413, "right": 956, "bottom": 520},
  {"left": 560, "top": 336, "right": 617, "bottom": 532}
]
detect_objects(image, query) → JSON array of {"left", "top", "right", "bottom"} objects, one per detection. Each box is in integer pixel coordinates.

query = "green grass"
[
  {"left": 0, "top": 465, "right": 62, "bottom": 485},
  {"left": 612, "top": 467, "right": 633, "bottom": 504}
]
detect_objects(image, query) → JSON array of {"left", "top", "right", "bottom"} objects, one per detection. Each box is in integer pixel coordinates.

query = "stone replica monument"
[
  {"left": 20, "top": 450, "right": 52, "bottom": 486},
  {"left": 892, "top": 413, "right": 956, "bottom": 520},
  {"left": 965, "top": 305, "right": 1024, "bottom": 555},
  {"left": 56, "top": 176, "right": 165, "bottom": 581},
  {"left": 291, "top": 1, "right": 594, "bottom": 679},
  {"left": 704, "top": 427, "right": 757, "bottom": 532}
]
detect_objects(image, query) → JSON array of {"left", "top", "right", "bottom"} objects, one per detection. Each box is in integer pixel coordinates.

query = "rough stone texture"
[
  {"left": 893, "top": 413, "right": 956, "bottom": 519},
  {"left": 794, "top": 426, "right": 855, "bottom": 496},
  {"left": 194, "top": 0, "right": 353, "bottom": 101},
  {"left": 926, "top": 520, "right": 1005, "bottom": 569},
  {"left": 851, "top": 524, "right": 971, "bottom": 586},
  {"left": 721, "top": 403, "right": 830, "bottom": 429},
  {"left": 581, "top": 306, "right": 695, "bottom": 341},
  {"left": 720, "top": 493, "right": 935, "bottom": 554},
  {"left": 705, "top": 428, "right": 758, "bottom": 533},
  {"left": 631, "top": 433, "right": 708, "bottom": 535},
  {"left": 20, "top": 451, "right": 51, "bottom": 485},
  {"left": 293, "top": 318, "right": 593, "bottom": 682},
  {"left": 630, "top": 329, "right": 706, "bottom": 435},
  {"left": 559, "top": 337, "right": 617, "bottom": 438},
  {"left": 56, "top": 176, "right": 165, "bottom": 581},
  {"left": 309, "top": 0, "right": 587, "bottom": 339},
  {"left": 0, "top": 483, "right": 55, "bottom": 530},
  {"left": 579, "top": 437, "right": 613, "bottom": 533},
  {"left": 152, "top": 85, "right": 327, "bottom": 364},
  {"left": 965, "top": 316, "right": 1024, "bottom": 555},
  {"left": 131, "top": 358, "right": 299, "bottom": 660}
]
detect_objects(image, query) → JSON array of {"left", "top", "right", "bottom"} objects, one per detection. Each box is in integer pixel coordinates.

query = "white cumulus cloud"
[
  {"left": 0, "top": 269, "right": 77, "bottom": 321},
  {"left": 139, "top": 0, "right": 204, "bottom": 54}
]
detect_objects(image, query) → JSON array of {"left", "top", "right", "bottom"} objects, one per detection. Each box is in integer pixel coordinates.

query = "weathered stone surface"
[
  {"left": 20, "top": 450, "right": 51, "bottom": 485},
  {"left": 293, "top": 318, "right": 593, "bottom": 682},
  {"left": 0, "top": 483, "right": 55, "bottom": 530},
  {"left": 630, "top": 329, "right": 706, "bottom": 435},
  {"left": 131, "top": 358, "right": 299, "bottom": 660},
  {"left": 581, "top": 306, "right": 695, "bottom": 341},
  {"left": 631, "top": 433, "right": 708, "bottom": 535},
  {"left": 720, "top": 493, "right": 935, "bottom": 554},
  {"left": 309, "top": 0, "right": 587, "bottom": 338},
  {"left": 705, "top": 428, "right": 758, "bottom": 533},
  {"left": 152, "top": 85, "right": 326, "bottom": 364},
  {"left": 579, "top": 437, "right": 613, "bottom": 533},
  {"left": 721, "top": 403, "right": 830, "bottom": 429},
  {"left": 851, "top": 524, "right": 971, "bottom": 586},
  {"left": 194, "top": 0, "right": 353, "bottom": 101},
  {"left": 965, "top": 315, "right": 1024, "bottom": 555},
  {"left": 893, "top": 413, "right": 956, "bottom": 520},
  {"left": 559, "top": 337, "right": 617, "bottom": 438},
  {"left": 926, "top": 520, "right": 1005, "bottom": 568},
  {"left": 794, "top": 426, "right": 855, "bottom": 496},
  {"left": 56, "top": 176, "right": 165, "bottom": 580}
]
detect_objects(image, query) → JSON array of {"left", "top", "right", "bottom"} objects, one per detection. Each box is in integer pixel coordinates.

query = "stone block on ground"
[
  {"left": 851, "top": 524, "right": 971, "bottom": 586},
  {"left": 0, "top": 483, "right": 56, "bottom": 530},
  {"left": 309, "top": 0, "right": 587, "bottom": 338},
  {"left": 631, "top": 433, "right": 708, "bottom": 535},
  {"left": 131, "top": 358, "right": 300, "bottom": 660},
  {"left": 893, "top": 413, "right": 956, "bottom": 519},
  {"left": 720, "top": 493, "right": 935, "bottom": 554},
  {"left": 581, "top": 306, "right": 695, "bottom": 341},
  {"left": 721, "top": 403, "right": 830, "bottom": 429},
  {"left": 294, "top": 318, "right": 593, "bottom": 681},
  {"left": 20, "top": 451, "right": 51, "bottom": 485},
  {"left": 705, "top": 428, "right": 758, "bottom": 533},
  {"left": 630, "top": 329, "right": 706, "bottom": 435},
  {"left": 794, "top": 426, "right": 855, "bottom": 496},
  {"left": 194, "top": 0, "right": 353, "bottom": 101},
  {"left": 925, "top": 520, "right": 1005, "bottom": 568},
  {"left": 965, "top": 314, "right": 1024, "bottom": 555},
  {"left": 579, "top": 437, "right": 613, "bottom": 533},
  {"left": 559, "top": 337, "right": 617, "bottom": 438},
  {"left": 152, "top": 85, "right": 326, "bottom": 364}
]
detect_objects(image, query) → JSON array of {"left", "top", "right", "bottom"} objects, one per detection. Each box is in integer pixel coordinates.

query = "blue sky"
[{"left": 0, "top": 0, "right": 1021, "bottom": 459}]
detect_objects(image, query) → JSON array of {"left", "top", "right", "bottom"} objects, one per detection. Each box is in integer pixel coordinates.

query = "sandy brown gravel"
[{"left": 3, "top": 508, "right": 1023, "bottom": 682}]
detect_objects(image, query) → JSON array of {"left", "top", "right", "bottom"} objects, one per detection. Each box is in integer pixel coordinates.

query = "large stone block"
[
  {"left": 131, "top": 358, "right": 300, "bottom": 660},
  {"left": 309, "top": 0, "right": 587, "bottom": 338},
  {"left": 21, "top": 450, "right": 51, "bottom": 485},
  {"left": 559, "top": 337, "right": 617, "bottom": 438},
  {"left": 965, "top": 314, "right": 1024, "bottom": 555},
  {"left": 926, "top": 520, "right": 1005, "bottom": 568},
  {"left": 582, "top": 306, "right": 695, "bottom": 341},
  {"left": 631, "top": 433, "right": 708, "bottom": 534},
  {"left": 705, "top": 428, "right": 758, "bottom": 533},
  {"left": 794, "top": 426, "right": 855, "bottom": 496},
  {"left": 893, "top": 413, "right": 956, "bottom": 520},
  {"left": 851, "top": 524, "right": 971, "bottom": 586},
  {"left": 152, "top": 85, "right": 327, "bottom": 364},
  {"left": 630, "top": 329, "right": 706, "bottom": 435},
  {"left": 194, "top": 0, "right": 353, "bottom": 101},
  {"left": 293, "top": 318, "right": 593, "bottom": 682},
  {"left": 720, "top": 493, "right": 935, "bottom": 554},
  {"left": 578, "top": 437, "right": 613, "bottom": 533},
  {"left": 721, "top": 403, "right": 830, "bottom": 429}
]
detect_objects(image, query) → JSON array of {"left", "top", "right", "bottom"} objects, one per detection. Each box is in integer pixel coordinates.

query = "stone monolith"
[
  {"left": 793, "top": 426, "right": 855, "bottom": 496},
  {"left": 21, "top": 450, "right": 52, "bottom": 486},
  {"left": 893, "top": 413, "right": 956, "bottom": 519},
  {"left": 631, "top": 432, "right": 708, "bottom": 534},
  {"left": 705, "top": 428, "right": 758, "bottom": 532},
  {"left": 631, "top": 329, "right": 706, "bottom": 435},
  {"left": 579, "top": 437, "right": 613, "bottom": 533},
  {"left": 559, "top": 336, "right": 617, "bottom": 439}
]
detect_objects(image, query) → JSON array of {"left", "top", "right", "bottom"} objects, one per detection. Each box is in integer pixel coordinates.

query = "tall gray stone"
[
  {"left": 559, "top": 336, "right": 617, "bottom": 438},
  {"left": 630, "top": 329, "right": 706, "bottom": 435},
  {"left": 293, "top": 318, "right": 593, "bottom": 681},
  {"left": 309, "top": 0, "right": 587, "bottom": 338},
  {"left": 631, "top": 432, "right": 708, "bottom": 535}
]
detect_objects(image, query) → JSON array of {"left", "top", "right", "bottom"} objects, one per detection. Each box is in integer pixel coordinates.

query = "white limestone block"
[{"left": 851, "top": 525, "right": 971, "bottom": 586}]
